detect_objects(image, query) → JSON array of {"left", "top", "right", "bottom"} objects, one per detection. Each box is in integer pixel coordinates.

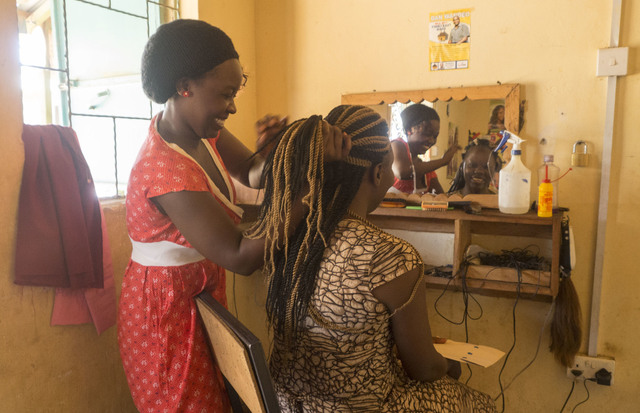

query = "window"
[{"left": 17, "top": 0, "right": 180, "bottom": 197}]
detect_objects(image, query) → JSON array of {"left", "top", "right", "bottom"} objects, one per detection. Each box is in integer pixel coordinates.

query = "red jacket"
[{"left": 15, "top": 125, "right": 103, "bottom": 288}]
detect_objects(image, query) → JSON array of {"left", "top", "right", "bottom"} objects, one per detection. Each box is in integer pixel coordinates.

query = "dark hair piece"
[
  {"left": 400, "top": 104, "right": 440, "bottom": 133},
  {"left": 141, "top": 19, "right": 239, "bottom": 104},
  {"left": 489, "top": 105, "right": 505, "bottom": 126}
]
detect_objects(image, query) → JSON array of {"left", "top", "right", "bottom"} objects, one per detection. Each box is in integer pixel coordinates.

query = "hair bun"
[{"left": 141, "top": 19, "right": 239, "bottom": 104}]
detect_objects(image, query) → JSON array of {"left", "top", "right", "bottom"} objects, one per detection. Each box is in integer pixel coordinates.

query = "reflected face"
[
  {"left": 188, "top": 58, "right": 244, "bottom": 138},
  {"left": 497, "top": 107, "right": 505, "bottom": 121},
  {"left": 463, "top": 146, "right": 493, "bottom": 194},
  {"left": 407, "top": 119, "right": 440, "bottom": 155}
]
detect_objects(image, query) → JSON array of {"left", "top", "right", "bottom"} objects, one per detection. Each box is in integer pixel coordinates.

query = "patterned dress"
[
  {"left": 270, "top": 218, "right": 496, "bottom": 412},
  {"left": 118, "top": 114, "right": 243, "bottom": 412}
]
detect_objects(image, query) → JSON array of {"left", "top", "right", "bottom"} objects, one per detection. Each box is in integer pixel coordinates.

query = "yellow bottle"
[{"left": 537, "top": 178, "right": 553, "bottom": 217}]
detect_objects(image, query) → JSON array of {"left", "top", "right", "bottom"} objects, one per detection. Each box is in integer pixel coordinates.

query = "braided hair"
[
  {"left": 247, "top": 105, "right": 390, "bottom": 342},
  {"left": 447, "top": 138, "right": 502, "bottom": 194}
]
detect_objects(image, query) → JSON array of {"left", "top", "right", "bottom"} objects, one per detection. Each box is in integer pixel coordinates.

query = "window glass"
[
  {"left": 79, "top": 0, "right": 110, "bottom": 6},
  {"left": 72, "top": 115, "right": 116, "bottom": 198},
  {"left": 149, "top": 4, "right": 180, "bottom": 33},
  {"left": 116, "top": 118, "right": 150, "bottom": 194},
  {"left": 20, "top": 66, "right": 69, "bottom": 126},
  {"left": 111, "top": 0, "right": 147, "bottom": 17},
  {"left": 17, "top": 0, "right": 180, "bottom": 197}
]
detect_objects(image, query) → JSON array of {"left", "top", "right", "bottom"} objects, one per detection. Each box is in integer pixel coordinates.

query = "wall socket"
[{"left": 566, "top": 355, "right": 615, "bottom": 385}]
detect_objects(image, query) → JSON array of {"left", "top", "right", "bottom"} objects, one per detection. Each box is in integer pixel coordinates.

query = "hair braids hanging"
[{"left": 247, "top": 105, "right": 390, "bottom": 343}]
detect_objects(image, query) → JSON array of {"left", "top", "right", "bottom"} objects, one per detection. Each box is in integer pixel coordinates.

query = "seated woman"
[
  {"left": 391, "top": 104, "right": 460, "bottom": 194},
  {"left": 448, "top": 138, "right": 502, "bottom": 196},
  {"left": 248, "top": 105, "right": 496, "bottom": 412}
]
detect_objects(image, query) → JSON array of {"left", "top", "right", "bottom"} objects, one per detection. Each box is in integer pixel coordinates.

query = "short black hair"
[
  {"left": 400, "top": 104, "right": 440, "bottom": 133},
  {"left": 141, "top": 19, "right": 239, "bottom": 104}
]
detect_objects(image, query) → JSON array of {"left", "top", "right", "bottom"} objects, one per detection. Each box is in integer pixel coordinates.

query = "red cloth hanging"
[{"left": 15, "top": 125, "right": 103, "bottom": 288}]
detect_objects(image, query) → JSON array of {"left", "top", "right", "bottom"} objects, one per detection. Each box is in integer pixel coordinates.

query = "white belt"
[{"left": 130, "top": 238, "right": 205, "bottom": 266}]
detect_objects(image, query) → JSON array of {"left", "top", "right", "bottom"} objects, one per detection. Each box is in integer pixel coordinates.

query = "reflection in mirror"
[{"left": 342, "top": 84, "right": 520, "bottom": 194}]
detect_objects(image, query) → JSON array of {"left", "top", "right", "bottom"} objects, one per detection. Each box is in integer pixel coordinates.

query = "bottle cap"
[{"left": 543, "top": 154, "right": 554, "bottom": 162}]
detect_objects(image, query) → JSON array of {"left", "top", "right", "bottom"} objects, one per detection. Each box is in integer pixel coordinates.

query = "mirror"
[{"left": 341, "top": 84, "right": 521, "bottom": 195}]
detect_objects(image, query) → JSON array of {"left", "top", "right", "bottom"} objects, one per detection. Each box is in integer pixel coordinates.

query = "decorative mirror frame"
[{"left": 341, "top": 83, "right": 521, "bottom": 133}]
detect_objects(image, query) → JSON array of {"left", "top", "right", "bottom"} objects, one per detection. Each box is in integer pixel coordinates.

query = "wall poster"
[{"left": 429, "top": 8, "right": 471, "bottom": 71}]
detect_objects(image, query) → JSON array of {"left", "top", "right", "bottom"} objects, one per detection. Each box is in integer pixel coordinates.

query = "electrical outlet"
[{"left": 566, "top": 355, "right": 615, "bottom": 385}]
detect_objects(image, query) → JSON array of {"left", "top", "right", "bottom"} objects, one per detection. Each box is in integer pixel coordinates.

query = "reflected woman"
[{"left": 448, "top": 138, "right": 502, "bottom": 196}]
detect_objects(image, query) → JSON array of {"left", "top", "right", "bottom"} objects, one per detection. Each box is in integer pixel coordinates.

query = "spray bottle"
[{"left": 495, "top": 131, "right": 531, "bottom": 214}]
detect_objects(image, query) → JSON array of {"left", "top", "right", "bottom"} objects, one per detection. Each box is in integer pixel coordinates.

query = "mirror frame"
[{"left": 341, "top": 83, "right": 521, "bottom": 133}]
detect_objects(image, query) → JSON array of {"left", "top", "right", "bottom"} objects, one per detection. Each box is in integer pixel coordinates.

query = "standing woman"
[
  {"left": 118, "top": 19, "right": 349, "bottom": 412},
  {"left": 391, "top": 104, "right": 459, "bottom": 195}
]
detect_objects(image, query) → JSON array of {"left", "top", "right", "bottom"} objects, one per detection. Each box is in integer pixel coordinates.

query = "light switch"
[{"left": 596, "top": 47, "right": 628, "bottom": 77}]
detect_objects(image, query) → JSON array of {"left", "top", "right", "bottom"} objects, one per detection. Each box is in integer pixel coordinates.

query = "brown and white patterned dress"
[{"left": 270, "top": 218, "right": 496, "bottom": 412}]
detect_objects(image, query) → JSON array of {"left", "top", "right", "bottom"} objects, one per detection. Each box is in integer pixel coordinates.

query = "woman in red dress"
[{"left": 118, "top": 19, "right": 349, "bottom": 412}]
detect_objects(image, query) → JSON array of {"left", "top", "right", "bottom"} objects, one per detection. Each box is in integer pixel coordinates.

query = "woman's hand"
[
  {"left": 443, "top": 138, "right": 461, "bottom": 163},
  {"left": 322, "top": 120, "right": 352, "bottom": 162},
  {"left": 256, "top": 114, "right": 288, "bottom": 157}
]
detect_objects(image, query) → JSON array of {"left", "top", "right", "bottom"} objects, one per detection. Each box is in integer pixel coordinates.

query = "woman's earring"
[{"left": 181, "top": 90, "right": 192, "bottom": 98}]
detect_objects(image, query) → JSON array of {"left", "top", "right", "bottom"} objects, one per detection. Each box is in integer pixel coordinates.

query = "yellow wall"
[
  {"left": 251, "top": 0, "right": 638, "bottom": 411},
  {"left": 2, "top": 0, "right": 639, "bottom": 411}
]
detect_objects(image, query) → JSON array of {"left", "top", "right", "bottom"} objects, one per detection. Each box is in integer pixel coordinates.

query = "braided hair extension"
[
  {"left": 447, "top": 138, "right": 503, "bottom": 194},
  {"left": 247, "top": 105, "right": 390, "bottom": 343}
]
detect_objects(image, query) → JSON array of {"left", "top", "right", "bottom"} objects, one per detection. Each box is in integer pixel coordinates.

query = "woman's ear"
[
  {"left": 176, "top": 77, "right": 191, "bottom": 96},
  {"left": 371, "top": 162, "right": 384, "bottom": 187}
]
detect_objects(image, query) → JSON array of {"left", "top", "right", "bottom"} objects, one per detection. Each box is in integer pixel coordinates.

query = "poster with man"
[{"left": 429, "top": 8, "right": 471, "bottom": 71}]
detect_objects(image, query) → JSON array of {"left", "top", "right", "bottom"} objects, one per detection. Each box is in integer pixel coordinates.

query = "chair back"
[{"left": 195, "top": 293, "right": 280, "bottom": 413}]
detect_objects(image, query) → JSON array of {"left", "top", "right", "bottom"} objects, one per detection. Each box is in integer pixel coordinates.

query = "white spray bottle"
[{"left": 495, "top": 131, "right": 531, "bottom": 214}]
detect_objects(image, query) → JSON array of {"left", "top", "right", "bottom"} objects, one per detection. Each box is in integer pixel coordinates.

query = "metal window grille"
[{"left": 17, "top": 0, "right": 180, "bottom": 198}]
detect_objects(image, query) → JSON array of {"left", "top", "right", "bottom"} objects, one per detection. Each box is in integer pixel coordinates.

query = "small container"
[
  {"left": 537, "top": 155, "right": 559, "bottom": 210},
  {"left": 537, "top": 177, "right": 553, "bottom": 217}
]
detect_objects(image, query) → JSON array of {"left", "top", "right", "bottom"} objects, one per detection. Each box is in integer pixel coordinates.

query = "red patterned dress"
[{"left": 118, "top": 114, "right": 243, "bottom": 412}]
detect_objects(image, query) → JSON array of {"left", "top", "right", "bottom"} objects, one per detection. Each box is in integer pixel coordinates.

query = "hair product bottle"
[
  {"left": 497, "top": 132, "right": 531, "bottom": 214},
  {"left": 537, "top": 155, "right": 559, "bottom": 210}
]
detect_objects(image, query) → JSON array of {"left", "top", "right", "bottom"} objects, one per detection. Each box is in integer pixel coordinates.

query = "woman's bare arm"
[{"left": 372, "top": 268, "right": 448, "bottom": 382}]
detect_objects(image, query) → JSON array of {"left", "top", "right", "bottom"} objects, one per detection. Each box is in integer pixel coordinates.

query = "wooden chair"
[{"left": 195, "top": 293, "right": 281, "bottom": 413}]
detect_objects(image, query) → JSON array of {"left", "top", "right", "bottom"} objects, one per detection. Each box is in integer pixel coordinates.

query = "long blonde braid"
[{"left": 248, "top": 105, "right": 390, "bottom": 342}]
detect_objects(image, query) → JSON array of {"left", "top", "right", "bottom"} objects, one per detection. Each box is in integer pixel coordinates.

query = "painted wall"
[{"left": 250, "top": 1, "right": 639, "bottom": 412}]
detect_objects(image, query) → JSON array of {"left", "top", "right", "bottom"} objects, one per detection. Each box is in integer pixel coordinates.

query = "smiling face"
[
  {"left": 463, "top": 145, "right": 493, "bottom": 194},
  {"left": 407, "top": 119, "right": 440, "bottom": 155},
  {"left": 185, "top": 58, "right": 245, "bottom": 138},
  {"left": 453, "top": 16, "right": 460, "bottom": 27}
]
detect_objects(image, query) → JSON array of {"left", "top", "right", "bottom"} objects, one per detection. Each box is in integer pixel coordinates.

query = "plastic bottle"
[
  {"left": 537, "top": 155, "right": 559, "bottom": 210},
  {"left": 537, "top": 176, "right": 553, "bottom": 217},
  {"left": 496, "top": 132, "right": 531, "bottom": 214}
]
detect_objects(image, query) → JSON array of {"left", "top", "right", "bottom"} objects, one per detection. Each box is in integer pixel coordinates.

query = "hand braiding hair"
[{"left": 247, "top": 105, "right": 390, "bottom": 342}]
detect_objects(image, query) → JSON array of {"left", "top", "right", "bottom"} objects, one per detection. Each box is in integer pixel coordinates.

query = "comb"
[{"left": 421, "top": 200, "right": 450, "bottom": 211}]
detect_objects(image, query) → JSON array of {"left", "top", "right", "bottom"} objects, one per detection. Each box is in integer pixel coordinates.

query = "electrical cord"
[
  {"left": 432, "top": 263, "right": 484, "bottom": 385},
  {"left": 493, "top": 264, "right": 522, "bottom": 413},
  {"left": 499, "top": 298, "right": 554, "bottom": 394},
  {"left": 571, "top": 379, "right": 592, "bottom": 412},
  {"left": 560, "top": 380, "right": 576, "bottom": 412}
]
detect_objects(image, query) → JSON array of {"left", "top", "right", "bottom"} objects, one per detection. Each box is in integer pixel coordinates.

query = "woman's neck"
[{"left": 157, "top": 104, "right": 201, "bottom": 151}]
